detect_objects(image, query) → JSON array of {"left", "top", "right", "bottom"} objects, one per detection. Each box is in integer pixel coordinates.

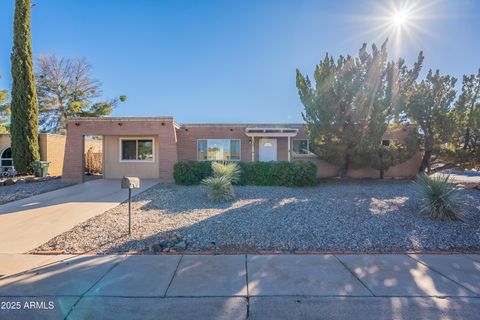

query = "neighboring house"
[
  {"left": 0, "top": 133, "right": 102, "bottom": 177},
  {"left": 61, "top": 117, "right": 421, "bottom": 183}
]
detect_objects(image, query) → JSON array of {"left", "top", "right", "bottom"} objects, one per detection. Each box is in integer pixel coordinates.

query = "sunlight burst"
[
  {"left": 392, "top": 10, "right": 409, "bottom": 27},
  {"left": 350, "top": 0, "right": 439, "bottom": 57}
]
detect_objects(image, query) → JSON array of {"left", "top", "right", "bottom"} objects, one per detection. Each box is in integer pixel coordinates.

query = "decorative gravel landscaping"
[
  {"left": 34, "top": 179, "right": 480, "bottom": 254},
  {"left": 0, "top": 177, "right": 70, "bottom": 205}
]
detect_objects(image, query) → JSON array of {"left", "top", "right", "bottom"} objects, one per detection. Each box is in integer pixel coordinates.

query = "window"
[
  {"left": 197, "top": 139, "right": 241, "bottom": 161},
  {"left": 120, "top": 138, "right": 154, "bottom": 162},
  {"left": 292, "top": 139, "right": 312, "bottom": 155},
  {"left": 0, "top": 147, "right": 12, "bottom": 167}
]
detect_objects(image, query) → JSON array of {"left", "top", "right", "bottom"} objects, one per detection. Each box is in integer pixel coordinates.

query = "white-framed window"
[
  {"left": 197, "top": 139, "right": 241, "bottom": 161},
  {"left": 292, "top": 139, "right": 312, "bottom": 155},
  {"left": 119, "top": 138, "right": 154, "bottom": 162}
]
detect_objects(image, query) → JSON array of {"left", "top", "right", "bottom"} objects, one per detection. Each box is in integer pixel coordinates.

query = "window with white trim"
[
  {"left": 120, "top": 139, "right": 154, "bottom": 161},
  {"left": 197, "top": 139, "right": 240, "bottom": 161},
  {"left": 292, "top": 139, "right": 312, "bottom": 155}
]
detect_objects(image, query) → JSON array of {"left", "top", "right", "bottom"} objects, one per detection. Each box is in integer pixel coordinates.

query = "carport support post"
[{"left": 128, "top": 188, "right": 132, "bottom": 235}]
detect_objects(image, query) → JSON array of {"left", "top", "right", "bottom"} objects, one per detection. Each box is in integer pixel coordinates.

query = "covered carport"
[{"left": 62, "top": 117, "right": 179, "bottom": 184}]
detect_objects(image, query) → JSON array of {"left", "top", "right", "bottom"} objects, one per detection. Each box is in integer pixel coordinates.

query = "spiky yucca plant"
[
  {"left": 415, "top": 174, "right": 465, "bottom": 221},
  {"left": 201, "top": 162, "right": 241, "bottom": 202},
  {"left": 211, "top": 162, "right": 241, "bottom": 184},
  {"left": 201, "top": 175, "right": 235, "bottom": 202}
]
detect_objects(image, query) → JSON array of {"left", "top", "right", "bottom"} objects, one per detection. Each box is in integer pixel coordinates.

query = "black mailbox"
[
  {"left": 121, "top": 176, "right": 140, "bottom": 189},
  {"left": 121, "top": 176, "right": 140, "bottom": 235}
]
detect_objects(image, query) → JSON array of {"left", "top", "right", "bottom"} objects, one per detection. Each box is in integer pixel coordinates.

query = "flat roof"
[
  {"left": 180, "top": 123, "right": 304, "bottom": 127},
  {"left": 68, "top": 117, "right": 175, "bottom": 121}
]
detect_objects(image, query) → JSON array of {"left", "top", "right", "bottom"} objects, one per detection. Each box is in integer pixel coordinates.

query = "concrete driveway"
[
  {"left": 0, "top": 253, "right": 479, "bottom": 319},
  {"left": 0, "top": 179, "right": 159, "bottom": 254}
]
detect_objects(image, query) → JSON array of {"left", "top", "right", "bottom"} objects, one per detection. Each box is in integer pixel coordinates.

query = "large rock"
[
  {"left": 4, "top": 178, "right": 15, "bottom": 186},
  {"left": 459, "top": 182, "right": 480, "bottom": 190}
]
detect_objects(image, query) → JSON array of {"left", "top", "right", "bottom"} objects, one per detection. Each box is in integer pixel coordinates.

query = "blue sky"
[{"left": 0, "top": 0, "right": 479, "bottom": 123}]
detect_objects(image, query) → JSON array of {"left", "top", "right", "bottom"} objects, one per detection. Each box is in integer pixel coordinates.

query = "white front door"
[{"left": 259, "top": 138, "right": 277, "bottom": 161}]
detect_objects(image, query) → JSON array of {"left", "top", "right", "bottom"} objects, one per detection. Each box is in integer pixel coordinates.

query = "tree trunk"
[
  {"left": 380, "top": 169, "right": 384, "bottom": 179},
  {"left": 339, "top": 156, "right": 349, "bottom": 179},
  {"left": 463, "top": 127, "right": 470, "bottom": 150},
  {"left": 419, "top": 150, "right": 432, "bottom": 173}
]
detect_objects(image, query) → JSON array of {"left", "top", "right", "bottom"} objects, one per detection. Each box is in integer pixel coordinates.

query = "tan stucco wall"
[
  {"left": 0, "top": 133, "right": 102, "bottom": 176},
  {"left": 103, "top": 135, "right": 160, "bottom": 179},
  {"left": 0, "top": 134, "right": 11, "bottom": 153}
]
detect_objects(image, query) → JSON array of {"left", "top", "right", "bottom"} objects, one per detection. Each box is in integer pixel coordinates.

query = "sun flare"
[
  {"left": 351, "top": 0, "right": 439, "bottom": 56},
  {"left": 392, "top": 10, "right": 409, "bottom": 27}
]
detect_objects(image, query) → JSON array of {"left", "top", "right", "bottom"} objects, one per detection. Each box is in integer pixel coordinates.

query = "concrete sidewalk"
[
  {"left": 0, "top": 253, "right": 479, "bottom": 319},
  {"left": 0, "top": 179, "right": 159, "bottom": 254}
]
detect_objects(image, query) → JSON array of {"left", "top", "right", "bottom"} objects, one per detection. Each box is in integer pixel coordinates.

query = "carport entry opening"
[{"left": 84, "top": 135, "right": 104, "bottom": 179}]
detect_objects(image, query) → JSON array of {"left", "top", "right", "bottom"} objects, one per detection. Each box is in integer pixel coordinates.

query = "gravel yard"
[
  {"left": 34, "top": 180, "right": 480, "bottom": 254},
  {"left": 0, "top": 178, "right": 71, "bottom": 205}
]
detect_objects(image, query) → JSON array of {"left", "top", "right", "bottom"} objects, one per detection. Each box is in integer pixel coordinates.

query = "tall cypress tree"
[{"left": 10, "top": 0, "right": 40, "bottom": 174}]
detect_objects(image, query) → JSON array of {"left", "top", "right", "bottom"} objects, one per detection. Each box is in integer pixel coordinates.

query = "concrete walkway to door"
[{"left": 0, "top": 179, "right": 159, "bottom": 254}]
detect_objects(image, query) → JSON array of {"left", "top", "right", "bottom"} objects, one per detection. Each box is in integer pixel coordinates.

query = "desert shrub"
[
  {"left": 173, "top": 161, "right": 212, "bottom": 185},
  {"left": 238, "top": 161, "right": 317, "bottom": 187},
  {"left": 212, "top": 162, "right": 241, "bottom": 183},
  {"left": 415, "top": 174, "right": 465, "bottom": 220}
]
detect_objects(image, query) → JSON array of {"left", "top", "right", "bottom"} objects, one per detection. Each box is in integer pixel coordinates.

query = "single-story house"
[
  {"left": 61, "top": 117, "right": 421, "bottom": 183},
  {"left": 0, "top": 133, "right": 102, "bottom": 177}
]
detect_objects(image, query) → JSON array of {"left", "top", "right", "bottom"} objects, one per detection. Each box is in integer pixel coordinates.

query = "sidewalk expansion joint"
[{"left": 333, "top": 254, "right": 376, "bottom": 297}]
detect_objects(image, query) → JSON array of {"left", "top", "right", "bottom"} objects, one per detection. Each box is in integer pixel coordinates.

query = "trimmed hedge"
[
  {"left": 173, "top": 161, "right": 212, "bottom": 185},
  {"left": 174, "top": 161, "right": 317, "bottom": 187}
]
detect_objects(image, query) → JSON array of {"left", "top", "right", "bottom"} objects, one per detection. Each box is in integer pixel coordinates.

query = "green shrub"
[
  {"left": 173, "top": 161, "right": 212, "bottom": 185},
  {"left": 174, "top": 160, "right": 317, "bottom": 187},
  {"left": 415, "top": 174, "right": 465, "bottom": 221},
  {"left": 212, "top": 162, "right": 241, "bottom": 183},
  {"left": 239, "top": 161, "right": 317, "bottom": 187}
]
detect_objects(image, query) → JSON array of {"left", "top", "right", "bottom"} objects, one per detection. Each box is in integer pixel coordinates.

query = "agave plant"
[
  {"left": 415, "top": 174, "right": 465, "bottom": 221},
  {"left": 211, "top": 162, "right": 241, "bottom": 184},
  {"left": 201, "top": 175, "right": 235, "bottom": 202}
]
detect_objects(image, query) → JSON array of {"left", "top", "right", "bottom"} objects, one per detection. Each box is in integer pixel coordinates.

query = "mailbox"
[{"left": 121, "top": 176, "right": 140, "bottom": 189}]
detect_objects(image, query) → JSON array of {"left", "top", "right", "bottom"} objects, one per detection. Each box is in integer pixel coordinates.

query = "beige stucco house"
[{"left": 61, "top": 117, "right": 421, "bottom": 184}]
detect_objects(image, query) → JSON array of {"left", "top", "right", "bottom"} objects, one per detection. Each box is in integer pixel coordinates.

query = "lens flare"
[{"left": 347, "top": 0, "right": 440, "bottom": 57}]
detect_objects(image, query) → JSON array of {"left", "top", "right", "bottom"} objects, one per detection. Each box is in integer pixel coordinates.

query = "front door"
[{"left": 259, "top": 138, "right": 277, "bottom": 161}]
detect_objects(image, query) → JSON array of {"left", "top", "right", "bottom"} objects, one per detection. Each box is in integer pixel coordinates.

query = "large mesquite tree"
[
  {"left": 10, "top": 0, "right": 40, "bottom": 173},
  {"left": 36, "top": 55, "right": 127, "bottom": 133},
  {"left": 296, "top": 40, "right": 422, "bottom": 178}
]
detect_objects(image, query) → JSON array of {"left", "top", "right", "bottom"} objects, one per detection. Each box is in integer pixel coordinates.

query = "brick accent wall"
[
  {"left": 62, "top": 119, "right": 421, "bottom": 183},
  {"left": 62, "top": 118, "right": 178, "bottom": 183}
]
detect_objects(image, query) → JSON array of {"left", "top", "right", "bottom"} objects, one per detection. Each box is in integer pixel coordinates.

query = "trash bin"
[{"left": 31, "top": 161, "right": 50, "bottom": 178}]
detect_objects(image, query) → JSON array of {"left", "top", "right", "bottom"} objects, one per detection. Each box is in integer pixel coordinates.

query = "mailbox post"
[{"left": 121, "top": 176, "right": 140, "bottom": 235}]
